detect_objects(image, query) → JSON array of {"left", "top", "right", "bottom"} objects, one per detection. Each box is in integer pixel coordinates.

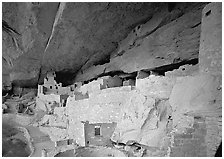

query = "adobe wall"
[
  {"left": 39, "top": 71, "right": 74, "bottom": 96},
  {"left": 100, "top": 75, "right": 123, "bottom": 89},
  {"left": 84, "top": 122, "right": 117, "bottom": 147},
  {"left": 66, "top": 86, "right": 133, "bottom": 146},
  {"left": 78, "top": 76, "right": 122, "bottom": 94}
]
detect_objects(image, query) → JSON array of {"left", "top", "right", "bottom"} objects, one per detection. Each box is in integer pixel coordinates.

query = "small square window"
[{"left": 94, "top": 126, "right": 101, "bottom": 136}]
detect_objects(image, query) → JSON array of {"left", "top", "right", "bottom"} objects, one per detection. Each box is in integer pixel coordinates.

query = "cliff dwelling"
[{"left": 2, "top": 2, "right": 222, "bottom": 157}]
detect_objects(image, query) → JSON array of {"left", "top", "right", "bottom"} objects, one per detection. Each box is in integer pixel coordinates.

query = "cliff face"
[
  {"left": 2, "top": 2, "right": 207, "bottom": 89},
  {"left": 2, "top": 2, "right": 221, "bottom": 157},
  {"left": 36, "top": 3, "right": 221, "bottom": 157}
]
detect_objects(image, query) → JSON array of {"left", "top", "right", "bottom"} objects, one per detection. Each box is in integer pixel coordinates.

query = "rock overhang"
[{"left": 2, "top": 2, "right": 208, "bottom": 89}]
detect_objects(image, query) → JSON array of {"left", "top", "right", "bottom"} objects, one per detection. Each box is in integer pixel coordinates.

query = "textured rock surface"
[
  {"left": 2, "top": 2, "right": 207, "bottom": 88},
  {"left": 3, "top": 2, "right": 221, "bottom": 157},
  {"left": 136, "top": 75, "right": 176, "bottom": 99},
  {"left": 2, "top": 2, "right": 57, "bottom": 88},
  {"left": 74, "top": 3, "right": 206, "bottom": 82},
  {"left": 2, "top": 2, "right": 161, "bottom": 87},
  {"left": 165, "top": 64, "right": 199, "bottom": 77},
  {"left": 111, "top": 92, "right": 156, "bottom": 144},
  {"left": 169, "top": 74, "right": 221, "bottom": 116}
]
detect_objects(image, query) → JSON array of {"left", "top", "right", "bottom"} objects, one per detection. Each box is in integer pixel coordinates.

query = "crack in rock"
[{"left": 44, "top": 2, "right": 66, "bottom": 53}]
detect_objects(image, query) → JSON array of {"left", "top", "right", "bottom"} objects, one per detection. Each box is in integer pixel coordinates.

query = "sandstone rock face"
[
  {"left": 74, "top": 3, "right": 207, "bottom": 82},
  {"left": 2, "top": 2, "right": 207, "bottom": 88},
  {"left": 111, "top": 92, "right": 156, "bottom": 144},
  {"left": 2, "top": 2, "right": 57, "bottom": 88},
  {"left": 165, "top": 64, "right": 199, "bottom": 77},
  {"left": 2, "top": 2, "right": 162, "bottom": 88}
]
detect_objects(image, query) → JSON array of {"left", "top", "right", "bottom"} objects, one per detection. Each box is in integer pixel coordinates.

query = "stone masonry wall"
[
  {"left": 199, "top": 2, "right": 222, "bottom": 74},
  {"left": 67, "top": 86, "right": 133, "bottom": 146},
  {"left": 168, "top": 2, "right": 222, "bottom": 157},
  {"left": 170, "top": 116, "right": 207, "bottom": 157},
  {"left": 199, "top": 2, "right": 222, "bottom": 157}
]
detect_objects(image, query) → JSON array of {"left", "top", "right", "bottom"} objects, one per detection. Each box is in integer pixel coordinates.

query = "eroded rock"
[
  {"left": 74, "top": 3, "right": 206, "bottom": 82},
  {"left": 3, "top": 3, "right": 207, "bottom": 87}
]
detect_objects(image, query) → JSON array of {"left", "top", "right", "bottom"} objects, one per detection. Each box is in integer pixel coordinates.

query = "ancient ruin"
[{"left": 2, "top": 2, "right": 222, "bottom": 157}]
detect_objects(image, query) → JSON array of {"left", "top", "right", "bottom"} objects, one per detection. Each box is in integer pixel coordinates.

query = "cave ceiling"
[{"left": 2, "top": 2, "right": 207, "bottom": 87}]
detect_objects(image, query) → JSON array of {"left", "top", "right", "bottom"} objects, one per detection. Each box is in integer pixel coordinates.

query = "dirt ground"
[{"left": 2, "top": 112, "right": 55, "bottom": 157}]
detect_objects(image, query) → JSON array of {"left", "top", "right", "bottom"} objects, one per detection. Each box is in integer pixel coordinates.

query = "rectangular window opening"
[{"left": 94, "top": 126, "right": 101, "bottom": 136}]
